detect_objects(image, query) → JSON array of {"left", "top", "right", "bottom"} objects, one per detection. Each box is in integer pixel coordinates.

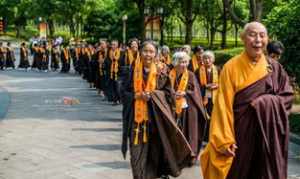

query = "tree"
[
  {"left": 176, "top": 0, "right": 204, "bottom": 45},
  {"left": 266, "top": 0, "right": 300, "bottom": 85}
]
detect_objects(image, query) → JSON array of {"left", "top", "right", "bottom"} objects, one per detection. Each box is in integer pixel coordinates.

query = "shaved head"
[
  {"left": 241, "top": 21, "right": 268, "bottom": 38},
  {"left": 240, "top": 21, "right": 269, "bottom": 60}
]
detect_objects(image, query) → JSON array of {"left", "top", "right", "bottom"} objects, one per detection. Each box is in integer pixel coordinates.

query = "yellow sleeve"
[{"left": 201, "top": 63, "right": 236, "bottom": 179}]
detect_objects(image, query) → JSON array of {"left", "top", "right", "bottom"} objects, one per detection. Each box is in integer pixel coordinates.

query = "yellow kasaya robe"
[{"left": 200, "top": 51, "right": 269, "bottom": 179}]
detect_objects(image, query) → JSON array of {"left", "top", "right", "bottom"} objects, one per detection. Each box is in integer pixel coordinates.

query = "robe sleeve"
[
  {"left": 200, "top": 64, "right": 236, "bottom": 179},
  {"left": 209, "top": 65, "right": 236, "bottom": 152},
  {"left": 121, "top": 69, "right": 134, "bottom": 159}
]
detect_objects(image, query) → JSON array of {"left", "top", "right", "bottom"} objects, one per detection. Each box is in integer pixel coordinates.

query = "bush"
[
  {"left": 214, "top": 47, "right": 244, "bottom": 65},
  {"left": 54, "top": 30, "right": 72, "bottom": 44},
  {"left": 19, "top": 25, "right": 39, "bottom": 40},
  {"left": 290, "top": 114, "right": 300, "bottom": 135},
  {"left": 266, "top": 0, "right": 300, "bottom": 86}
]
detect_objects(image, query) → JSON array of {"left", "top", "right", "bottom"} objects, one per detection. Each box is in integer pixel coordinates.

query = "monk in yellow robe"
[{"left": 201, "top": 22, "right": 294, "bottom": 179}]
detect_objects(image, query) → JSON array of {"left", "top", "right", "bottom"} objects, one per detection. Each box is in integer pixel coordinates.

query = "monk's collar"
[{"left": 243, "top": 51, "right": 265, "bottom": 65}]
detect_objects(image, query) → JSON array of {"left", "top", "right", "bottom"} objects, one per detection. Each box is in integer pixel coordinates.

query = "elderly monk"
[
  {"left": 169, "top": 52, "right": 207, "bottom": 165},
  {"left": 200, "top": 22, "right": 294, "bottom": 179}
]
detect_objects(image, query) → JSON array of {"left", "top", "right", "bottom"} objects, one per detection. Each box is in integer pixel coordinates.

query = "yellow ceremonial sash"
[
  {"left": 191, "top": 55, "right": 199, "bottom": 72},
  {"left": 127, "top": 49, "right": 139, "bottom": 66},
  {"left": 133, "top": 61, "right": 157, "bottom": 145},
  {"left": 63, "top": 49, "right": 69, "bottom": 62},
  {"left": 160, "top": 54, "right": 171, "bottom": 65},
  {"left": 199, "top": 65, "right": 207, "bottom": 86},
  {"left": 98, "top": 51, "right": 106, "bottom": 76},
  {"left": 212, "top": 65, "right": 219, "bottom": 104},
  {"left": 109, "top": 48, "right": 121, "bottom": 80},
  {"left": 169, "top": 68, "right": 189, "bottom": 115}
]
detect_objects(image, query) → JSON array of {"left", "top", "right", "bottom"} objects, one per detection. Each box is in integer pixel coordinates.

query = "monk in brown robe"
[
  {"left": 188, "top": 45, "right": 204, "bottom": 72},
  {"left": 18, "top": 42, "right": 30, "bottom": 70},
  {"left": 201, "top": 50, "right": 219, "bottom": 116},
  {"left": 5, "top": 42, "right": 15, "bottom": 69},
  {"left": 51, "top": 45, "right": 60, "bottom": 71},
  {"left": 201, "top": 22, "right": 294, "bottom": 179},
  {"left": 95, "top": 40, "right": 108, "bottom": 97},
  {"left": 106, "top": 40, "right": 122, "bottom": 104},
  {"left": 122, "top": 41, "right": 193, "bottom": 179},
  {"left": 60, "top": 45, "right": 71, "bottom": 73},
  {"left": 169, "top": 51, "right": 207, "bottom": 165},
  {"left": 0, "top": 42, "right": 7, "bottom": 70}
]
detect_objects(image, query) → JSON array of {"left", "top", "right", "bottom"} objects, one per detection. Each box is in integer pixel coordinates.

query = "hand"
[
  {"left": 141, "top": 92, "right": 151, "bottom": 101},
  {"left": 211, "top": 83, "right": 219, "bottom": 89},
  {"left": 203, "top": 97, "right": 208, "bottom": 106},
  {"left": 175, "top": 91, "right": 186, "bottom": 99},
  {"left": 134, "top": 92, "right": 142, "bottom": 99},
  {"left": 221, "top": 144, "right": 238, "bottom": 157}
]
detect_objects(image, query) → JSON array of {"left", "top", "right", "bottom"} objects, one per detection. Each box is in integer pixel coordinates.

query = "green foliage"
[
  {"left": 266, "top": 0, "right": 300, "bottom": 86},
  {"left": 214, "top": 47, "right": 244, "bottom": 65},
  {"left": 290, "top": 114, "right": 300, "bottom": 135}
]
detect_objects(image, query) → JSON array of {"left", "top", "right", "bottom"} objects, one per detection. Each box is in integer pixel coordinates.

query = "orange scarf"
[
  {"left": 75, "top": 47, "right": 80, "bottom": 59},
  {"left": 21, "top": 47, "right": 27, "bottom": 57},
  {"left": 160, "top": 54, "right": 171, "bottom": 65},
  {"left": 209, "top": 65, "right": 219, "bottom": 104},
  {"left": 191, "top": 55, "right": 199, "bottom": 72},
  {"left": 169, "top": 68, "right": 189, "bottom": 115},
  {"left": 98, "top": 51, "right": 106, "bottom": 76},
  {"left": 127, "top": 49, "right": 139, "bottom": 66},
  {"left": 199, "top": 65, "right": 207, "bottom": 86},
  {"left": 133, "top": 61, "right": 157, "bottom": 145},
  {"left": 109, "top": 48, "right": 121, "bottom": 80},
  {"left": 63, "top": 49, "right": 69, "bottom": 62}
]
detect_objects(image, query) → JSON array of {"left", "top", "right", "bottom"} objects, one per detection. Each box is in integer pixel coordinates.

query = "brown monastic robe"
[
  {"left": 170, "top": 71, "right": 207, "bottom": 159},
  {"left": 122, "top": 68, "right": 193, "bottom": 179},
  {"left": 226, "top": 59, "right": 294, "bottom": 179}
]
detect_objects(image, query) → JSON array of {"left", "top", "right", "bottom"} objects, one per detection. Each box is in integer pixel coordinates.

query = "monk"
[
  {"left": 95, "top": 40, "right": 108, "bottom": 97},
  {"left": 122, "top": 38, "right": 140, "bottom": 67},
  {"left": 106, "top": 40, "right": 122, "bottom": 104},
  {"left": 122, "top": 41, "right": 193, "bottom": 179},
  {"left": 159, "top": 45, "right": 172, "bottom": 66},
  {"left": 267, "top": 40, "right": 284, "bottom": 61},
  {"left": 60, "top": 45, "right": 71, "bottom": 73},
  {"left": 189, "top": 45, "right": 204, "bottom": 73},
  {"left": 200, "top": 22, "right": 294, "bottom": 179},
  {"left": 51, "top": 44, "right": 60, "bottom": 71},
  {"left": 5, "top": 42, "right": 15, "bottom": 69},
  {"left": 18, "top": 42, "right": 30, "bottom": 70},
  {"left": 0, "top": 42, "right": 6, "bottom": 70},
  {"left": 201, "top": 50, "right": 219, "bottom": 115},
  {"left": 169, "top": 51, "right": 207, "bottom": 165}
]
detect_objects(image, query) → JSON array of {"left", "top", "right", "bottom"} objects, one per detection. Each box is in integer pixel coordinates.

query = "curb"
[{"left": 0, "top": 87, "right": 10, "bottom": 120}]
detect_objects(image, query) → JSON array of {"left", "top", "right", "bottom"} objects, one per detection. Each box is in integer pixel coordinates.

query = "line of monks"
[
  {"left": 74, "top": 39, "right": 220, "bottom": 179},
  {"left": 0, "top": 21, "right": 294, "bottom": 179}
]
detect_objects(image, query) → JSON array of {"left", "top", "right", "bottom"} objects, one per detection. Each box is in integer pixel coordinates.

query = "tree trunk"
[
  {"left": 223, "top": 0, "right": 246, "bottom": 26},
  {"left": 136, "top": 0, "right": 145, "bottom": 41},
  {"left": 184, "top": 0, "right": 194, "bottom": 45},
  {"left": 160, "top": 16, "right": 165, "bottom": 46},
  {"left": 15, "top": 26, "right": 21, "bottom": 38},
  {"left": 249, "top": 0, "right": 263, "bottom": 21},
  {"left": 221, "top": 0, "right": 228, "bottom": 49},
  {"left": 185, "top": 20, "right": 193, "bottom": 45},
  {"left": 205, "top": 20, "right": 210, "bottom": 44},
  {"left": 209, "top": 20, "right": 216, "bottom": 48},
  {"left": 255, "top": 0, "right": 263, "bottom": 21},
  {"left": 69, "top": 21, "right": 75, "bottom": 37},
  {"left": 235, "top": 23, "right": 238, "bottom": 47},
  {"left": 48, "top": 19, "right": 55, "bottom": 38}
]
